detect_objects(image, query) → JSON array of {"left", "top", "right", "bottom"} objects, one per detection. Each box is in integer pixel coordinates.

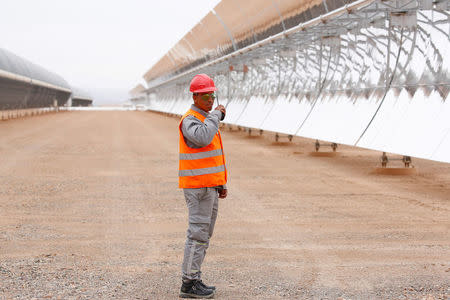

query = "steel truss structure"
[{"left": 144, "top": 0, "right": 450, "bottom": 163}]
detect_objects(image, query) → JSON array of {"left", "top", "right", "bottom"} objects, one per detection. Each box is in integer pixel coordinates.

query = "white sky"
[{"left": 0, "top": 0, "right": 221, "bottom": 105}]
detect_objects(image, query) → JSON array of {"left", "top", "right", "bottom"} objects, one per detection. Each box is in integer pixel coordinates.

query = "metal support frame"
[
  {"left": 275, "top": 133, "right": 293, "bottom": 142},
  {"left": 212, "top": 10, "right": 238, "bottom": 52},
  {"left": 380, "top": 152, "right": 412, "bottom": 167},
  {"left": 272, "top": 0, "right": 287, "bottom": 33},
  {"left": 315, "top": 140, "right": 338, "bottom": 152}
]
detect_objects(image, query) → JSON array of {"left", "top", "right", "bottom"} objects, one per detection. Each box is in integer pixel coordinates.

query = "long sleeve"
[{"left": 181, "top": 110, "right": 222, "bottom": 148}]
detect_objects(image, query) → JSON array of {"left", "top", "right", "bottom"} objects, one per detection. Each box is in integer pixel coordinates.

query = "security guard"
[{"left": 179, "top": 74, "right": 227, "bottom": 299}]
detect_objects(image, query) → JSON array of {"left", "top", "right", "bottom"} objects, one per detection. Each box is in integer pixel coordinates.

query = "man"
[{"left": 179, "top": 74, "right": 227, "bottom": 299}]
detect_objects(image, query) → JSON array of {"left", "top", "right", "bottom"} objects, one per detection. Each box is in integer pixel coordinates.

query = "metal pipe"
[{"left": 212, "top": 9, "right": 238, "bottom": 51}]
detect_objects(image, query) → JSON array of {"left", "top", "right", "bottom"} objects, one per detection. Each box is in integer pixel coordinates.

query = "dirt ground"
[{"left": 0, "top": 111, "right": 449, "bottom": 299}]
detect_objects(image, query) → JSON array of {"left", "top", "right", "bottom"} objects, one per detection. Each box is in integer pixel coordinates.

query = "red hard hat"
[{"left": 189, "top": 74, "right": 217, "bottom": 93}]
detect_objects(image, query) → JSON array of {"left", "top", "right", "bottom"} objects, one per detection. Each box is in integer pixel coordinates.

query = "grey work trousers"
[{"left": 182, "top": 187, "right": 219, "bottom": 281}]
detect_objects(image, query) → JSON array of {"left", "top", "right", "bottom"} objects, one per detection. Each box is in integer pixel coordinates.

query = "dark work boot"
[
  {"left": 198, "top": 280, "right": 216, "bottom": 291},
  {"left": 180, "top": 280, "right": 215, "bottom": 298}
]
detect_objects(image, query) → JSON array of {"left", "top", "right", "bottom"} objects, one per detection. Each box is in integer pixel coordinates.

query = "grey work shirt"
[{"left": 181, "top": 104, "right": 226, "bottom": 190}]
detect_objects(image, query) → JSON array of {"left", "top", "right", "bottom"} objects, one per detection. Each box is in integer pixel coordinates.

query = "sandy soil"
[{"left": 0, "top": 111, "right": 449, "bottom": 299}]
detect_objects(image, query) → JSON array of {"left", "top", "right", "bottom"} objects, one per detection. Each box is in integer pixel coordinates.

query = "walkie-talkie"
[{"left": 216, "top": 93, "right": 225, "bottom": 121}]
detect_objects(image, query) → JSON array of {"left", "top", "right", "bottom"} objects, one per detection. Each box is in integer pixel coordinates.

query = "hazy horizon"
[{"left": 0, "top": 0, "right": 221, "bottom": 105}]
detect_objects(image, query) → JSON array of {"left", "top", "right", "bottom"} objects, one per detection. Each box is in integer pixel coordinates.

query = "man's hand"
[
  {"left": 218, "top": 188, "right": 228, "bottom": 199},
  {"left": 214, "top": 105, "right": 226, "bottom": 120}
]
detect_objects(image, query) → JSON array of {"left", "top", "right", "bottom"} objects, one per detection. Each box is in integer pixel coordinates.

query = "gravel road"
[{"left": 0, "top": 111, "right": 449, "bottom": 299}]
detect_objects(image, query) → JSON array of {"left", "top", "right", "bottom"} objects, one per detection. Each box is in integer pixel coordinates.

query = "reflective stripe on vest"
[
  {"left": 179, "top": 165, "right": 226, "bottom": 177},
  {"left": 179, "top": 108, "right": 227, "bottom": 189},
  {"left": 179, "top": 149, "right": 223, "bottom": 160}
]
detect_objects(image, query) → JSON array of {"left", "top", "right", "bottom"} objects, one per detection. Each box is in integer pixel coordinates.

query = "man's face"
[{"left": 193, "top": 92, "right": 215, "bottom": 112}]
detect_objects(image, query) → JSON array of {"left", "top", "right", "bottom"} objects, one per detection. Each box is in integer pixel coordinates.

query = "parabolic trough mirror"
[{"left": 144, "top": 0, "right": 450, "bottom": 163}]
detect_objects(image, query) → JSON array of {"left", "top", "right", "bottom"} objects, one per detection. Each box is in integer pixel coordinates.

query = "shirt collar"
[{"left": 191, "top": 104, "right": 208, "bottom": 117}]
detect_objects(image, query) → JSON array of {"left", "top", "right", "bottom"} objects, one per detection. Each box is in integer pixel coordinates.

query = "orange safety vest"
[{"left": 179, "top": 108, "right": 227, "bottom": 188}]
